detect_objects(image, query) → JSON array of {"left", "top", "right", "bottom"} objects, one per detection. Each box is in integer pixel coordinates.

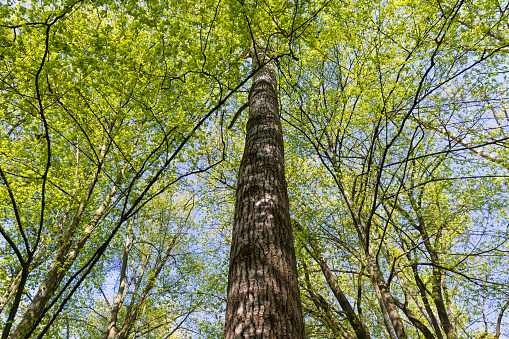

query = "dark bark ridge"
[{"left": 224, "top": 64, "right": 305, "bottom": 338}]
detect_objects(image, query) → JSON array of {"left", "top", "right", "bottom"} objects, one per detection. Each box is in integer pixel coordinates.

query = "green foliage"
[{"left": 1, "top": 0, "right": 509, "bottom": 337}]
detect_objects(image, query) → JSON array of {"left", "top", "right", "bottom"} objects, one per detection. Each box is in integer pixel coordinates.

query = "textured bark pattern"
[{"left": 224, "top": 65, "right": 305, "bottom": 338}]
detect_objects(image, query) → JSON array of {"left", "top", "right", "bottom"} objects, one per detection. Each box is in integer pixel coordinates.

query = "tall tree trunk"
[{"left": 224, "top": 53, "right": 305, "bottom": 338}]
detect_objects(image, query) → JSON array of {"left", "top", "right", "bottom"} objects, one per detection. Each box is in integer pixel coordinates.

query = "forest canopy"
[{"left": 0, "top": 0, "right": 508, "bottom": 338}]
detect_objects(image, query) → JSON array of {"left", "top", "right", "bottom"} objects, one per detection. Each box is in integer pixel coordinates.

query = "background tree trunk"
[{"left": 224, "top": 58, "right": 305, "bottom": 338}]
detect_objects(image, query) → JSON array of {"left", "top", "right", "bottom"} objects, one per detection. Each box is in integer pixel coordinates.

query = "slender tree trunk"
[
  {"left": 410, "top": 263, "right": 444, "bottom": 339},
  {"left": 104, "top": 220, "right": 132, "bottom": 339},
  {"left": 296, "top": 222, "right": 370, "bottom": 339},
  {"left": 409, "top": 197, "right": 456, "bottom": 339},
  {"left": 365, "top": 249, "right": 408, "bottom": 339},
  {"left": 224, "top": 54, "right": 305, "bottom": 338}
]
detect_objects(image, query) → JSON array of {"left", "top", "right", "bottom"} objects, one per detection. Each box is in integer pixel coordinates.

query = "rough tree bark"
[{"left": 224, "top": 48, "right": 305, "bottom": 338}]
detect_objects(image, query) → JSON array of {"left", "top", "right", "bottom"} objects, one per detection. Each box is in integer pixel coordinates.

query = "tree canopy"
[{"left": 1, "top": 0, "right": 508, "bottom": 338}]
